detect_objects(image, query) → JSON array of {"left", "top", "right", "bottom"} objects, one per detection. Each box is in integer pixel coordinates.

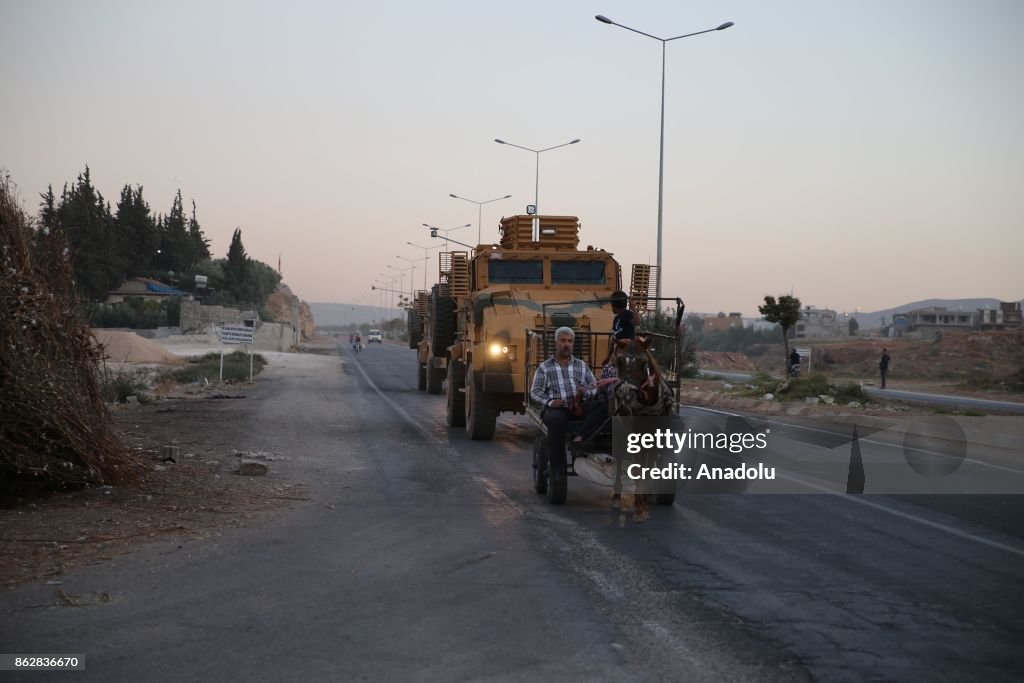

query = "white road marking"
[{"left": 686, "top": 405, "right": 1024, "bottom": 558}]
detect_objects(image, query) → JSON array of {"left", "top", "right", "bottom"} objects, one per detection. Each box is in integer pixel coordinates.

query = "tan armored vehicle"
[{"left": 413, "top": 215, "right": 623, "bottom": 440}]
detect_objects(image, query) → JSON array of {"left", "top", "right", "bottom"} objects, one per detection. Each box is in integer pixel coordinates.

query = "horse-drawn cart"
[{"left": 523, "top": 298, "right": 687, "bottom": 507}]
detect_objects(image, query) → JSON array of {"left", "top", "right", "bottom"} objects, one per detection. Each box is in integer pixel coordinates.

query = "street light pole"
[
  {"left": 379, "top": 273, "right": 397, "bottom": 317},
  {"left": 494, "top": 138, "right": 579, "bottom": 241},
  {"left": 406, "top": 241, "right": 443, "bottom": 290},
  {"left": 596, "top": 14, "right": 733, "bottom": 314},
  {"left": 387, "top": 264, "right": 413, "bottom": 308},
  {"left": 422, "top": 223, "right": 471, "bottom": 251},
  {"left": 429, "top": 234, "right": 476, "bottom": 251},
  {"left": 449, "top": 193, "right": 512, "bottom": 244},
  {"left": 396, "top": 255, "right": 428, "bottom": 301}
]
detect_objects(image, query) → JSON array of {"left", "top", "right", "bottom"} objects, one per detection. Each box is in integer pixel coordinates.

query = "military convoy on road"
[{"left": 408, "top": 214, "right": 664, "bottom": 440}]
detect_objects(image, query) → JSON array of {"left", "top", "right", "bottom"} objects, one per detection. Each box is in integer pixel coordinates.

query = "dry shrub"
[{"left": 1, "top": 173, "right": 142, "bottom": 494}]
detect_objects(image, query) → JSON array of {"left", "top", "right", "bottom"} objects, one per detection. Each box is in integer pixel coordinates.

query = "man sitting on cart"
[{"left": 530, "top": 326, "right": 609, "bottom": 463}]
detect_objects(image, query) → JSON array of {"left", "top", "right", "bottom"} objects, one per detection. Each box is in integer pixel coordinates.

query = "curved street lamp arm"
[
  {"left": 538, "top": 139, "right": 581, "bottom": 153},
  {"left": 666, "top": 25, "right": 728, "bottom": 42},
  {"left": 494, "top": 139, "right": 538, "bottom": 154},
  {"left": 430, "top": 234, "right": 476, "bottom": 250},
  {"left": 596, "top": 16, "right": 664, "bottom": 41},
  {"left": 597, "top": 15, "right": 733, "bottom": 42}
]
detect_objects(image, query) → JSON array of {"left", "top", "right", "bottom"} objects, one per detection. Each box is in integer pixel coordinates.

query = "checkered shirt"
[{"left": 530, "top": 356, "right": 597, "bottom": 408}]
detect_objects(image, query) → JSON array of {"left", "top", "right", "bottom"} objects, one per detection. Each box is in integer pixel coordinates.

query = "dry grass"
[{"left": 1, "top": 173, "right": 142, "bottom": 495}]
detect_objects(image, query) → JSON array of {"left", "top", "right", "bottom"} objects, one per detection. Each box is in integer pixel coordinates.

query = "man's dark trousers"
[{"left": 543, "top": 400, "right": 609, "bottom": 466}]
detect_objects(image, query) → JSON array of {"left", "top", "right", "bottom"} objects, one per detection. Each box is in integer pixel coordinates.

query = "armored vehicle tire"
[
  {"left": 532, "top": 436, "right": 548, "bottom": 494},
  {"left": 432, "top": 295, "right": 456, "bottom": 358},
  {"left": 446, "top": 361, "right": 466, "bottom": 427},
  {"left": 546, "top": 447, "right": 567, "bottom": 504},
  {"left": 408, "top": 310, "right": 421, "bottom": 349},
  {"left": 464, "top": 365, "right": 496, "bottom": 441},
  {"left": 426, "top": 358, "right": 443, "bottom": 395},
  {"left": 417, "top": 362, "right": 426, "bottom": 391},
  {"left": 655, "top": 493, "right": 676, "bottom": 506}
]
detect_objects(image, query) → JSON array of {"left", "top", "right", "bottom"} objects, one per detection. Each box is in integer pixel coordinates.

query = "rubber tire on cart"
[
  {"left": 426, "top": 358, "right": 443, "bottom": 395},
  {"left": 654, "top": 453, "right": 677, "bottom": 505},
  {"left": 417, "top": 362, "right": 426, "bottom": 391},
  {"left": 464, "top": 365, "right": 496, "bottom": 441},
  {"left": 446, "top": 361, "right": 466, "bottom": 427},
  {"left": 546, "top": 444, "right": 567, "bottom": 505},
  {"left": 532, "top": 436, "right": 548, "bottom": 494}
]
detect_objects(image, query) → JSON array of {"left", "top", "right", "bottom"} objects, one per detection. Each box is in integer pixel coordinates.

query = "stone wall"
[
  {"left": 180, "top": 301, "right": 297, "bottom": 352},
  {"left": 254, "top": 322, "right": 299, "bottom": 352},
  {"left": 180, "top": 300, "right": 258, "bottom": 334}
]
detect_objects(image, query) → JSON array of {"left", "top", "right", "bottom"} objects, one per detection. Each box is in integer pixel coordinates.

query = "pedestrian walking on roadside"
[{"left": 879, "top": 348, "right": 891, "bottom": 389}]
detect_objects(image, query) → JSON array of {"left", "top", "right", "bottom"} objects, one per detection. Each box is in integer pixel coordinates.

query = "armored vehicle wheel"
[
  {"left": 546, "top": 447, "right": 567, "bottom": 504},
  {"left": 426, "top": 358, "right": 443, "bottom": 395},
  {"left": 655, "top": 493, "right": 676, "bottom": 506},
  {"left": 432, "top": 295, "right": 456, "bottom": 358},
  {"left": 464, "top": 365, "right": 496, "bottom": 441},
  {"left": 417, "top": 362, "right": 426, "bottom": 391},
  {"left": 446, "top": 361, "right": 466, "bottom": 427},
  {"left": 408, "top": 309, "right": 421, "bottom": 349},
  {"left": 532, "top": 436, "right": 548, "bottom": 494}
]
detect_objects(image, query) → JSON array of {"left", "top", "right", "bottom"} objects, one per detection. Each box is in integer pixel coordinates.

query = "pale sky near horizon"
[{"left": 3, "top": 0, "right": 1022, "bottom": 316}]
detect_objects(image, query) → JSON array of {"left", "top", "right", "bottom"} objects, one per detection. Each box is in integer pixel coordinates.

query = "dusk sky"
[{"left": 3, "top": 0, "right": 1022, "bottom": 316}]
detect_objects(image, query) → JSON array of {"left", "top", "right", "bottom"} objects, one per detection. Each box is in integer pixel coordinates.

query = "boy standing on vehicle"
[
  {"left": 531, "top": 327, "right": 608, "bottom": 464},
  {"left": 610, "top": 290, "right": 638, "bottom": 343}
]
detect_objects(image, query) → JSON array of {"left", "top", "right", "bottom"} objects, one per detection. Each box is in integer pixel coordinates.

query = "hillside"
[
  {"left": 704, "top": 330, "right": 1024, "bottom": 392},
  {"left": 264, "top": 284, "right": 315, "bottom": 339},
  {"left": 853, "top": 298, "right": 1010, "bottom": 330},
  {"left": 310, "top": 302, "right": 404, "bottom": 327}
]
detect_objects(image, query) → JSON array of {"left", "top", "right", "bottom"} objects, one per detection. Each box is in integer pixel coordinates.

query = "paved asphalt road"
[
  {"left": 3, "top": 342, "right": 1023, "bottom": 682},
  {"left": 699, "top": 370, "right": 1024, "bottom": 414}
]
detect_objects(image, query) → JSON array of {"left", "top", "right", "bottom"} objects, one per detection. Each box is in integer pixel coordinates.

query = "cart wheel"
[
  {"left": 655, "top": 493, "right": 676, "bottom": 506},
  {"left": 546, "top": 447, "right": 567, "bottom": 505},
  {"left": 532, "top": 436, "right": 548, "bottom": 494}
]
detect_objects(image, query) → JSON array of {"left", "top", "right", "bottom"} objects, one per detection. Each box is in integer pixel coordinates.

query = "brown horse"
[{"left": 607, "top": 335, "right": 674, "bottom": 522}]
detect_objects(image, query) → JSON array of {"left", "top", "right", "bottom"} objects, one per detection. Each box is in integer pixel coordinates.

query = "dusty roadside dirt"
[
  {"left": 702, "top": 330, "right": 1024, "bottom": 397},
  {"left": 0, "top": 385, "right": 306, "bottom": 590}
]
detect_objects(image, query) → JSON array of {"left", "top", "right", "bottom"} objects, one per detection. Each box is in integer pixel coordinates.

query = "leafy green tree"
[
  {"left": 224, "top": 227, "right": 249, "bottom": 300},
  {"left": 114, "top": 184, "right": 158, "bottom": 277},
  {"left": 50, "top": 166, "right": 121, "bottom": 301},
  {"left": 240, "top": 259, "right": 282, "bottom": 309},
  {"left": 156, "top": 190, "right": 190, "bottom": 275},
  {"left": 186, "top": 199, "right": 210, "bottom": 267},
  {"left": 220, "top": 228, "right": 280, "bottom": 309},
  {"left": 848, "top": 317, "right": 859, "bottom": 336},
  {"left": 758, "top": 294, "right": 802, "bottom": 372}
]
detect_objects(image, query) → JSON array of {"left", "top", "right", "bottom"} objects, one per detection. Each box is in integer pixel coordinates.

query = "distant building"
[
  {"left": 794, "top": 306, "right": 844, "bottom": 338},
  {"left": 891, "top": 313, "right": 912, "bottom": 337},
  {"left": 976, "top": 301, "right": 1023, "bottom": 330},
  {"left": 106, "top": 277, "right": 190, "bottom": 304},
  {"left": 703, "top": 312, "right": 744, "bottom": 334},
  {"left": 907, "top": 306, "right": 974, "bottom": 340}
]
